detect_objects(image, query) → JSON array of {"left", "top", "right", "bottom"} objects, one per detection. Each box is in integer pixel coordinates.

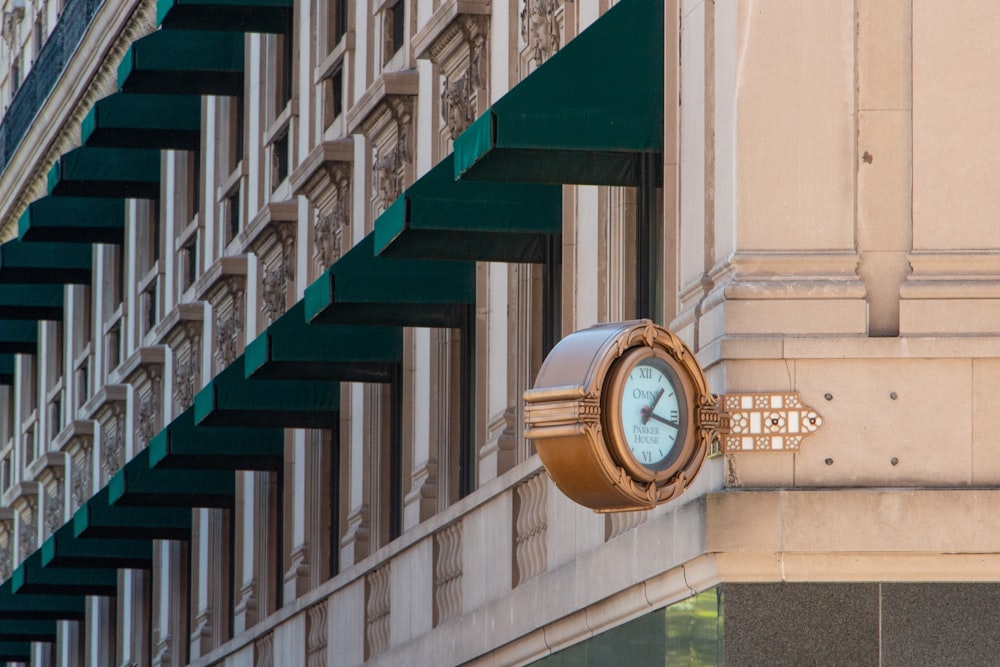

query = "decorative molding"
[
  {"left": 433, "top": 522, "right": 463, "bottom": 626},
  {"left": 42, "top": 466, "right": 65, "bottom": 538},
  {"left": 2, "top": 6, "right": 24, "bottom": 50},
  {"left": 0, "top": 515, "right": 11, "bottom": 580},
  {"left": 719, "top": 393, "right": 823, "bottom": 452},
  {"left": 605, "top": 510, "right": 646, "bottom": 541},
  {"left": 364, "top": 564, "right": 391, "bottom": 659},
  {"left": 512, "top": 473, "right": 547, "bottom": 586},
  {"left": 306, "top": 603, "right": 328, "bottom": 667},
  {"left": 253, "top": 632, "right": 274, "bottom": 667},
  {"left": 100, "top": 407, "right": 126, "bottom": 481},
  {"left": 71, "top": 445, "right": 92, "bottom": 511},
  {"left": 346, "top": 71, "right": 418, "bottom": 135},
  {"left": 371, "top": 122, "right": 411, "bottom": 211}
]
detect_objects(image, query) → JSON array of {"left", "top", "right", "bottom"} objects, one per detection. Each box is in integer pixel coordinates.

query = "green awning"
[
  {"left": 73, "top": 487, "right": 191, "bottom": 541},
  {"left": 0, "top": 240, "right": 92, "bottom": 285},
  {"left": 148, "top": 406, "right": 283, "bottom": 471},
  {"left": 0, "top": 355, "right": 13, "bottom": 384},
  {"left": 157, "top": 0, "right": 292, "bottom": 34},
  {"left": 453, "top": 0, "right": 663, "bottom": 186},
  {"left": 11, "top": 551, "right": 118, "bottom": 596},
  {"left": 304, "top": 233, "right": 474, "bottom": 328},
  {"left": 0, "top": 642, "right": 31, "bottom": 662},
  {"left": 47, "top": 146, "right": 160, "bottom": 200},
  {"left": 0, "top": 321, "right": 37, "bottom": 355},
  {"left": 82, "top": 93, "right": 201, "bottom": 151},
  {"left": 0, "top": 285, "right": 63, "bottom": 321},
  {"left": 245, "top": 301, "right": 401, "bottom": 383},
  {"left": 109, "top": 447, "right": 235, "bottom": 508},
  {"left": 41, "top": 523, "right": 153, "bottom": 570},
  {"left": 0, "top": 581, "right": 85, "bottom": 621},
  {"left": 373, "top": 154, "right": 561, "bottom": 263},
  {"left": 194, "top": 353, "right": 340, "bottom": 428},
  {"left": 118, "top": 30, "right": 245, "bottom": 96},
  {"left": 0, "top": 619, "right": 56, "bottom": 642},
  {"left": 18, "top": 196, "right": 125, "bottom": 245}
]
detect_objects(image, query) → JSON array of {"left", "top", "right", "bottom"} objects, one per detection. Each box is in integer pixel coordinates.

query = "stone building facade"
[{"left": 0, "top": 0, "right": 999, "bottom": 665}]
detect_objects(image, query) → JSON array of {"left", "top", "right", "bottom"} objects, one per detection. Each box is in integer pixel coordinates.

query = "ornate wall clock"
[{"left": 524, "top": 320, "right": 719, "bottom": 512}]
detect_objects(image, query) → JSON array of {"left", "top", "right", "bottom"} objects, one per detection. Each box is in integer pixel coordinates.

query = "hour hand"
[
  {"left": 640, "top": 387, "right": 665, "bottom": 424},
  {"left": 648, "top": 412, "right": 680, "bottom": 429}
]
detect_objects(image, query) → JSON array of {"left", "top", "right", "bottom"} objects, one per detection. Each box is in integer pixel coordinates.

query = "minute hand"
[{"left": 648, "top": 412, "right": 681, "bottom": 429}]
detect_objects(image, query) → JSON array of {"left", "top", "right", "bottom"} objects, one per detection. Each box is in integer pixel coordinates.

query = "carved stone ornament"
[
  {"left": 435, "top": 18, "right": 488, "bottom": 140},
  {"left": 135, "top": 390, "right": 159, "bottom": 449},
  {"left": 0, "top": 543, "right": 9, "bottom": 580},
  {"left": 101, "top": 416, "right": 125, "bottom": 480},
  {"left": 261, "top": 252, "right": 292, "bottom": 324},
  {"left": 521, "top": 0, "right": 561, "bottom": 64},
  {"left": 314, "top": 198, "right": 347, "bottom": 269},
  {"left": 173, "top": 352, "right": 199, "bottom": 411},
  {"left": 44, "top": 480, "right": 64, "bottom": 536},
  {"left": 372, "top": 129, "right": 410, "bottom": 212},
  {"left": 18, "top": 500, "right": 36, "bottom": 561},
  {"left": 71, "top": 450, "right": 92, "bottom": 510},
  {"left": 2, "top": 6, "right": 24, "bottom": 51},
  {"left": 216, "top": 313, "right": 239, "bottom": 368}
]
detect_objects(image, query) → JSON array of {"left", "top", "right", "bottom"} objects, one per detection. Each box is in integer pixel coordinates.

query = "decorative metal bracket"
[{"left": 705, "top": 393, "right": 824, "bottom": 454}]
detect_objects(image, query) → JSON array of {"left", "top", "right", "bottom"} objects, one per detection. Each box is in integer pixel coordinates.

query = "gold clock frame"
[{"left": 524, "top": 320, "right": 718, "bottom": 512}]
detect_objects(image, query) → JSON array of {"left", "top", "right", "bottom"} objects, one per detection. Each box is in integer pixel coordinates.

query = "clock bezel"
[{"left": 602, "top": 345, "right": 698, "bottom": 484}]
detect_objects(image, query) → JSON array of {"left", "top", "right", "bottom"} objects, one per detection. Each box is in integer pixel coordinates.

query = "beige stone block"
[
  {"left": 679, "top": 0, "right": 706, "bottom": 292},
  {"left": 545, "top": 477, "right": 605, "bottom": 573},
  {"left": 779, "top": 553, "right": 1000, "bottom": 583},
  {"left": 725, "top": 451, "right": 796, "bottom": 489},
  {"left": 725, "top": 299, "right": 868, "bottom": 336},
  {"left": 973, "top": 359, "right": 1000, "bottom": 484},
  {"left": 224, "top": 646, "right": 254, "bottom": 667},
  {"left": 900, "top": 299, "right": 1000, "bottom": 336},
  {"left": 735, "top": 0, "right": 855, "bottom": 251},
  {"left": 462, "top": 493, "right": 512, "bottom": 612},
  {"left": 330, "top": 579, "right": 365, "bottom": 667},
  {"left": 913, "top": 1, "right": 1000, "bottom": 250},
  {"left": 781, "top": 490, "right": 1000, "bottom": 553},
  {"left": 793, "top": 358, "right": 972, "bottom": 486},
  {"left": 705, "top": 491, "right": 783, "bottom": 553},
  {"left": 390, "top": 539, "right": 433, "bottom": 645},
  {"left": 857, "top": 0, "right": 911, "bottom": 111},
  {"left": 722, "top": 359, "right": 797, "bottom": 394},
  {"left": 857, "top": 111, "right": 912, "bottom": 251},
  {"left": 713, "top": 551, "right": 784, "bottom": 582},
  {"left": 273, "top": 614, "right": 305, "bottom": 667}
]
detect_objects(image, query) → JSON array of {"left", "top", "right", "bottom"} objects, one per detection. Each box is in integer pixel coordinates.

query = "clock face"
[{"left": 618, "top": 356, "right": 686, "bottom": 472}]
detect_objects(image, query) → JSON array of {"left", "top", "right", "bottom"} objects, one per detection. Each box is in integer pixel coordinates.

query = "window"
[
  {"left": 383, "top": 1, "right": 404, "bottom": 63},
  {"left": 226, "top": 191, "right": 241, "bottom": 244},
  {"left": 332, "top": 0, "right": 347, "bottom": 45},
  {"left": 272, "top": 132, "right": 289, "bottom": 189},
  {"left": 635, "top": 153, "right": 663, "bottom": 322},
  {"left": 11, "top": 57, "right": 20, "bottom": 96}
]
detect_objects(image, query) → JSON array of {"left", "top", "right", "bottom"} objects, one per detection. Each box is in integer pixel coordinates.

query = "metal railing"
[{"left": 0, "top": 0, "right": 105, "bottom": 175}]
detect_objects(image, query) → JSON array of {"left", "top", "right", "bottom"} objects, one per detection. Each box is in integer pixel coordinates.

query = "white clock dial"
[{"left": 619, "top": 357, "right": 683, "bottom": 471}]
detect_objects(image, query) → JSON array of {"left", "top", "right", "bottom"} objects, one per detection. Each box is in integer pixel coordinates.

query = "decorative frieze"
[
  {"left": 512, "top": 472, "right": 547, "bottom": 586},
  {"left": 41, "top": 465, "right": 65, "bottom": 539},
  {"left": 364, "top": 564, "right": 391, "bottom": 659},
  {"left": 245, "top": 204, "right": 297, "bottom": 328},
  {"left": 123, "top": 347, "right": 166, "bottom": 451},
  {"left": 289, "top": 141, "right": 353, "bottom": 277},
  {"left": 54, "top": 420, "right": 95, "bottom": 512},
  {"left": 306, "top": 603, "right": 328, "bottom": 667},
  {"left": 422, "top": 12, "right": 490, "bottom": 143},
  {"left": 210, "top": 276, "right": 246, "bottom": 372},
  {"left": 158, "top": 303, "right": 205, "bottom": 414},
  {"left": 349, "top": 72, "right": 418, "bottom": 221},
  {"left": 433, "top": 522, "right": 463, "bottom": 626}
]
